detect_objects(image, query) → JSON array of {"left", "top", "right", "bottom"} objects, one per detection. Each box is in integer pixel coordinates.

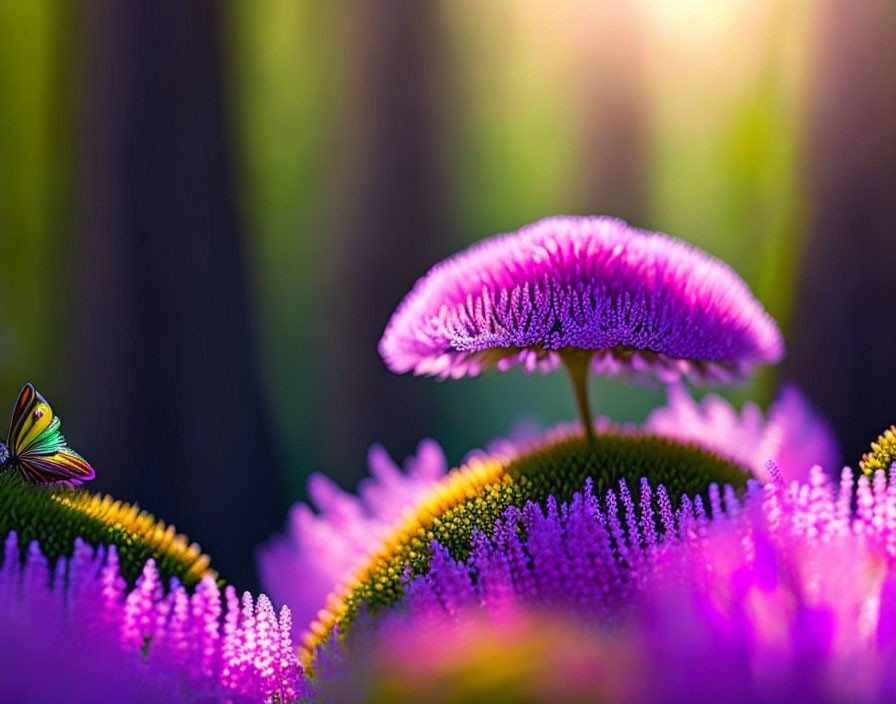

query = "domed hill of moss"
[
  {"left": 306, "top": 430, "right": 750, "bottom": 653},
  {"left": 0, "top": 472, "right": 213, "bottom": 588}
]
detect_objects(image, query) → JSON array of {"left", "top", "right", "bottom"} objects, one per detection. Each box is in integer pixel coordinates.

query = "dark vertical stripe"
[
  {"left": 72, "top": 0, "right": 283, "bottom": 588},
  {"left": 784, "top": 0, "right": 896, "bottom": 466},
  {"left": 320, "top": 1, "right": 448, "bottom": 483}
]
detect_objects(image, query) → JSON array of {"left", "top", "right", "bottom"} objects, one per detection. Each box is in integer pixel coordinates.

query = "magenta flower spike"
[{"left": 379, "top": 216, "right": 783, "bottom": 436}]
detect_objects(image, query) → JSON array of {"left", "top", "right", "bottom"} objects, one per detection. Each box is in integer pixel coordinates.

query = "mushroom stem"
[{"left": 561, "top": 350, "right": 595, "bottom": 442}]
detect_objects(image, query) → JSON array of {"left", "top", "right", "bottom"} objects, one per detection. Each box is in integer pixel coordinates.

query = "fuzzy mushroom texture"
[{"left": 380, "top": 215, "right": 783, "bottom": 382}]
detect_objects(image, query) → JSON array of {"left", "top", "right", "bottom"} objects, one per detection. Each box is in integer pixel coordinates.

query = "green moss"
[
  {"left": 860, "top": 426, "right": 896, "bottom": 477},
  {"left": 0, "top": 472, "right": 213, "bottom": 588},
  {"left": 339, "top": 432, "right": 749, "bottom": 628}
]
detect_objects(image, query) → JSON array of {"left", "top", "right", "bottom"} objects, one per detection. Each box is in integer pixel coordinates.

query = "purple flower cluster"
[
  {"left": 403, "top": 474, "right": 719, "bottom": 619},
  {"left": 0, "top": 532, "right": 306, "bottom": 703},
  {"left": 322, "top": 465, "right": 896, "bottom": 702},
  {"left": 379, "top": 216, "right": 783, "bottom": 382}
]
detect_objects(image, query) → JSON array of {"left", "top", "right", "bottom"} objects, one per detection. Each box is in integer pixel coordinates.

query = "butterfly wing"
[
  {"left": 8, "top": 382, "right": 41, "bottom": 452},
  {"left": 16, "top": 451, "right": 94, "bottom": 485},
  {"left": 8, "top": 383, "right": 95, "bottom": 484}
]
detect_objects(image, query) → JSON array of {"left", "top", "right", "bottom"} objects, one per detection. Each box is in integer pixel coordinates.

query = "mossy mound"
[
  {"left": 0, "top": 472, "right": 213, "bottom": 588},
  {"left": 308, "top": 430, "right": 749, "bottom": 654}
]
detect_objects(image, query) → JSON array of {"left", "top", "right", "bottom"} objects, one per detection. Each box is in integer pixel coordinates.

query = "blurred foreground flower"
[
  {"left": 0, "top": 532, "right": 305, "bottom": 703},
  {"left": 319, "top": 613, "right": 645, "bottom": 704},
  {"left": 258, "top": 440, "right": 448, "bottom": 632},
  {"left": 315, "top": 465, "right": 896, "bottom": 703}
]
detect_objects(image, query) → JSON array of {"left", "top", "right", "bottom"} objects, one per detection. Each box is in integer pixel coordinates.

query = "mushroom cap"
[{"left": 379, "top": 215, "right": 783, "bottom": 383}]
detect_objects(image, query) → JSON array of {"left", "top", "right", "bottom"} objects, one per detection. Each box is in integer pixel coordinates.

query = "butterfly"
[{"left": 0, "top": 383, "right": 94, "bottom": 485}]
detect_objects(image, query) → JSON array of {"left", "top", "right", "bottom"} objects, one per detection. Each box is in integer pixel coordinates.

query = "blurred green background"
[{"left": 0, "top": 0, "right": 893, "bottom": 588}]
